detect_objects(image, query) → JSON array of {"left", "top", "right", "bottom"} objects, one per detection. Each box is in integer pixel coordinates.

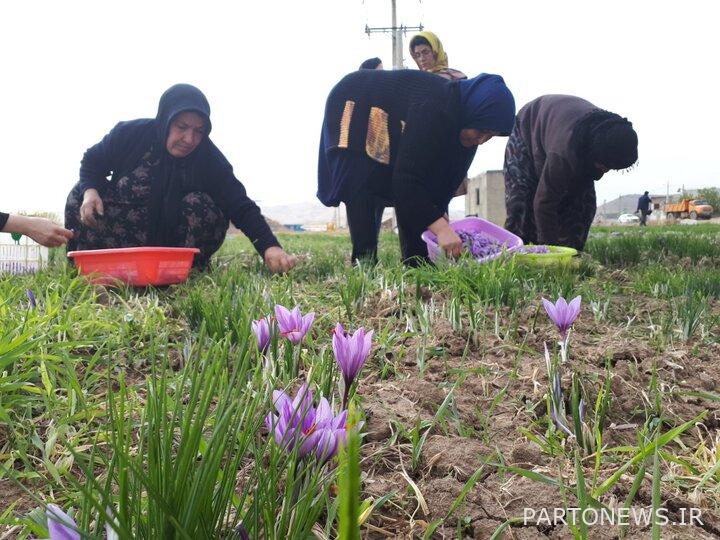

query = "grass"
[{"left": 1, "top": 224, "right": 719, "bottom": 538}]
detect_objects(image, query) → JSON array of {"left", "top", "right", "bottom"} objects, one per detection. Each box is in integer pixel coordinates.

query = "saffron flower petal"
[
  {"left": 333, "top": 324, "right": 374, "bottom": 387},
  {"left": 542, "top": 295, "right": 582, "bottom": 338},
  {"left": 26, "top": 289, "right": 37, "bottom": 309},
  {"left": 46, "top": 504, "right": 80, "bottom": 540},
  {"left": 274, "top": 304, "right": 314, "bottom": 344},
  {"left": 251, "top": 316, "right": 272, "bottom": 353},
  {"left": 266, "top": 386, "right": 348, "bottom": 462}
]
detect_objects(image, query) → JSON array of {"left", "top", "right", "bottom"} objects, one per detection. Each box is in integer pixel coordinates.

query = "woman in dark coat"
[
  {"left": 504, "top": 95, "right": 638, "bottom": 250},
  {"left": 317, "top": 70, "right": 515, "bottom": 265},
  {"left": 65, "top": 84, "right": 296, "bottom": 272}
]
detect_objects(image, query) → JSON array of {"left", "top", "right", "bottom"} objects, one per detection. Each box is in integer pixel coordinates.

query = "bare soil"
[{"left": 357, "top": 301, "right": 720, "bottom": 539}]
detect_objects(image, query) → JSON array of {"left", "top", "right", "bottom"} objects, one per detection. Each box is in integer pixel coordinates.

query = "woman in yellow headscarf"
[
  {"left": 409, "top": 31, "right": 467, "bottom": 81},
  {"left": 409, "top": 32, "right": 469, "bottom": 195}
]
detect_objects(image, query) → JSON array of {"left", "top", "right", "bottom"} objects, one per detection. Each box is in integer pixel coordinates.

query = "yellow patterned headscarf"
[{"left": 410, "top": 31, "right": 449, "bottom": 73}]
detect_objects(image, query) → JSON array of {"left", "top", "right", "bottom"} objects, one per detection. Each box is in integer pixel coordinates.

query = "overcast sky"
[{"left": 2, "top": 0, "right": 719, "bottom": 218}]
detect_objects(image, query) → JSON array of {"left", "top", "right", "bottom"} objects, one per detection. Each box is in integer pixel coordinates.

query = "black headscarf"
[
  {"left": 359, "top": 57, "right": 382, "bottom": 70},
  {"left": 569, "top": 110, "right": 638, "bottom": 180},
  {"left": 149, "top": 84, "right": 213, "bottom": 245},
  {"left": 155, "top": 84, "right": 212, "bottom": 143}
]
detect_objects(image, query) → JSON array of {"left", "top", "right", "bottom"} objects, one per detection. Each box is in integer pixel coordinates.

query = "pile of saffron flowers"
[
  {"left": 515, "top": 245, "right": 550, "bottom": 254},
  {"left": 456, "top": 230, "right": 503, "bottom": 260}
]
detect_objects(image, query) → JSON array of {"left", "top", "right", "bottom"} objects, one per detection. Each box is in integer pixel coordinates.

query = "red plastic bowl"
[{"left": 67, "top": 247, "right": 200, "bottom": 287}]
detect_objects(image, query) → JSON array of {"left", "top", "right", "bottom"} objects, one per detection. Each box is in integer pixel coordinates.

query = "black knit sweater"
[
  {"left": 320, "top": 69, "right": 475, "bottom": 230},
  {"left": 0, "top": 212, "right": 8, "bottom": 231}
]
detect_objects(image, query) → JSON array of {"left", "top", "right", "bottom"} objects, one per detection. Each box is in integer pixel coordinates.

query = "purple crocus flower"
[
  {"left": 46, "top": 504, "right": 80, "bottom": 540},
  {"left": 332, "top": 323, "right": 373, "bottom": 407},
  {"left": 234, "top": 522, "right": 250, "bottom": 540},
  {"left": 274, "top": 305, "right": 315, "bottom": 345},
  {"left": 251, "top": 316, "right": 272, "bottom": 353},
  {"left": 26, "top": 289, "right": 36, "bottom": 309},
  {"left": 265, "top": 384, "right": 316, "bottom": 455},
  {"left": 309, "top": 396, "right": 348, "bottom": 462},
  {"left": 265, "top": 385, "right": 347, "bottom": 462},
  {"left": 542, "top": 295, "right": 582, "bottom": 339}
]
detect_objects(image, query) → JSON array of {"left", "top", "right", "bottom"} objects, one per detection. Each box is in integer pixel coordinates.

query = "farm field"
[{"left": 2, "top": 225, "right": 720, "bottom": 539}]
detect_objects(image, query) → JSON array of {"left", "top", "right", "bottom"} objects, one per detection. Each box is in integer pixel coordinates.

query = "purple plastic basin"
[{"left": 421, "top": 217, "right": 524, "bottom": 263}]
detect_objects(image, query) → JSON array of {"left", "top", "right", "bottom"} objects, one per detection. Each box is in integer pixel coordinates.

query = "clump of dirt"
[
  {"left": 422, "top": 435, "right": 494, "bottom": 481},
  {"left": 361, "top": 378, "right": 448, "bottom": 442},
  {"left": 0, "top": 479, "right": 39, "bottom": 519}
]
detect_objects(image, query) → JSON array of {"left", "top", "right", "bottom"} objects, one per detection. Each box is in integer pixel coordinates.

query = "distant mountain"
[
  {"left": 260, "top": 201, "right": 338, "bottom": 226},
  {"left": 260, "top": 201, "right": 464, "bottom": 227},
  {"left": 597, "top": 191, "right": 699, "bottom": 216},
  {"left": 596, "top": 194, "right": 643, "bottom": 216}
]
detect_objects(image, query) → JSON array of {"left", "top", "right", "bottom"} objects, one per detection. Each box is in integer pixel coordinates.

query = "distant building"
[
  {"left": 302, "top": 223, "right": 328, "bottom": 232},
  {"left": 379, "top": 208, "right": 399, "bottom": 232},
  {"left": 465, "top": 170, "right": 506, "bottom": 226},
  {"left": 648, "top": 196, "right": 666, "bottom": 221}
]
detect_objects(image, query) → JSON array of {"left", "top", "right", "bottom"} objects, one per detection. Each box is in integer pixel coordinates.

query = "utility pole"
[
  {"left": 365, "top": 0, "right": 423, "bottom": 69},
  {"left": 391, "top": 0, "right": 401, "bottom": 68}
]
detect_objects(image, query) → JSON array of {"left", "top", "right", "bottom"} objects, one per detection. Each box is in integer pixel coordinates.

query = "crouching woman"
[
  {"left": 504, "top": 95, "right": 638, "bottom": 250},
  {"left": 317, "top": 70, "right": 515, "bottom": 265},
  {"left": 65, "top": 84, "right": 296, "bottom": 272}
]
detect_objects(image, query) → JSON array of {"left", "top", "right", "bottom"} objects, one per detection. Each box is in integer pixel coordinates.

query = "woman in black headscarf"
[
  {"left": 504, "top": 95, "right": 638, "bottom": 250},
  {"left": 359, "top": 57, "right": 383, "bottom": 70},
  {"left": 317, "top": 70, "right": 515, "bottom": 265},
  {"left": 65, "top": 84, "right": 296, "bottom": 272}
]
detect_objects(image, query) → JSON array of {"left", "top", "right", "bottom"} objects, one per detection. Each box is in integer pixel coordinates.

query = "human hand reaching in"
[
  {"left": 4, "top": 215, "right": 73, "bottom": 247},
  {"left": 80, "top": 189, "right": 104, "bottom": 228},
  {"left": 264, "top": 246, "right": 297, "bottom": 273},
  {"left": 429, "top": 217, "right": 462, "bottom": 258}
]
